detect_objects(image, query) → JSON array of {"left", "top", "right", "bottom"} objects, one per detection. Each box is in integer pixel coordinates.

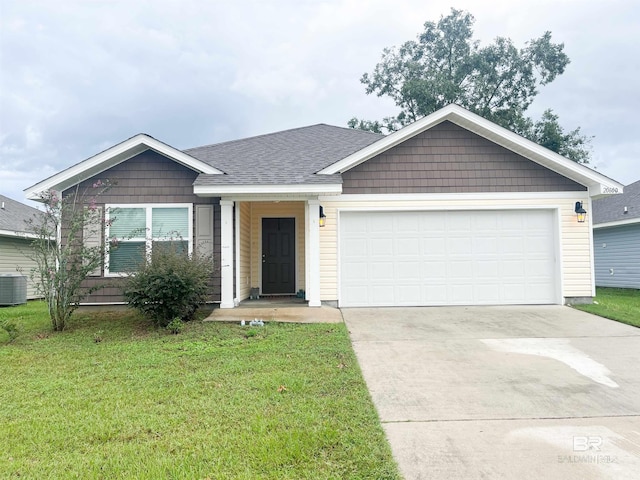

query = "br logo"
[{"left": 573, "top": 436, "right": 602, "bottom": 451}]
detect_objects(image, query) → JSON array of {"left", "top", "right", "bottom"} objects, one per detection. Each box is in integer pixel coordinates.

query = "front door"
[{"left": 262, "top": 218, "right": 296, "bottom": 294}]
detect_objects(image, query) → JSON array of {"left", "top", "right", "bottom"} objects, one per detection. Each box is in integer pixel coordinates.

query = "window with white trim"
[{"left": 105, "top": 204, "right": 192, "bottom": 275}]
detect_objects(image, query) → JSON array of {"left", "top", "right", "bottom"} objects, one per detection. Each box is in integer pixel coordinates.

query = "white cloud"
[{"left": 1, "top": 0, "right": 639, "bottom": 202}]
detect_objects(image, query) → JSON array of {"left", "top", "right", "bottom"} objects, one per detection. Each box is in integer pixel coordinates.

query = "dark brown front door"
[{"left": 262, "top": 218, "right": 295, "bottom": 294}]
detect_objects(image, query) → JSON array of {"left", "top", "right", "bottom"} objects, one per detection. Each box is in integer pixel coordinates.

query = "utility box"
[{"left": 0, "top": 274, "right": 28, "bottom": 305}]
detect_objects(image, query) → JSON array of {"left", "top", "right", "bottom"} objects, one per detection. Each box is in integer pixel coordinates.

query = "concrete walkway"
[
  {"left": 204, "top": 304, "right": 343, "bottom": 323},
  {"left": 343, "top": 306, "right": 640, "bottom": 480}
]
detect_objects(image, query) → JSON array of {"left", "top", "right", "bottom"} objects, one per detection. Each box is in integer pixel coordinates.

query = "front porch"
[
  {"left": 218, "top": 198, "right": 324, "bottom": 309},
  {"left": 204, "top": 301, "right": 343, "bottom": 323}
]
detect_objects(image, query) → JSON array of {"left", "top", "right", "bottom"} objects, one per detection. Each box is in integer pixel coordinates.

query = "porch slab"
[{"left": 203, "top": 305, "right": 343, "bottom": 324}]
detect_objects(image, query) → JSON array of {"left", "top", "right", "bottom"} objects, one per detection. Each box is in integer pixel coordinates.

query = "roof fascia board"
[
  {"left": 593, "top": 217, "right": 640, "bottom": 229},
  {"left": 193, "top": 184, "right": 342, "bottom": 196},
  {"left": 25, "top": 134, "right": 223, "bottom": 200},
  {"left": 318, "top": 104, "right": 623, "bottom": 196},
  {"left": 0, "top": 229, "right": 51, "bottom": 240}
]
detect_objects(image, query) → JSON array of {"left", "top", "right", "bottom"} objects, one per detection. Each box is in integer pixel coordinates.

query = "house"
[
  {"left": 25, "top": 104, "right": 623, "bottom": 308},
  {"left": 592, "top": 179, "right": 640, "bottom": 289},
  {"left": 0, "top": 195, "right": 43, "bottom": 299}
]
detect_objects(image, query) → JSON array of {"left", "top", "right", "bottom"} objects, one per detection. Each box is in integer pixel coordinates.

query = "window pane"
[
  {"left": 109, "top": 242, "right": 145, "bottom": 272},
  {"left": 152, "top": 208, "right": 189, "bottom": 239},
  {"left": 111, "top": 208, "right": 146, "bottom": 238},
  {"left": 152, "top": 241, "right": 188, "bottom": 257}
]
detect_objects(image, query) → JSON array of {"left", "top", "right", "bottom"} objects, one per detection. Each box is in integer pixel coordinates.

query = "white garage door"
[{"left": 339, "top": 210, "right": 558, "bottom": 307}]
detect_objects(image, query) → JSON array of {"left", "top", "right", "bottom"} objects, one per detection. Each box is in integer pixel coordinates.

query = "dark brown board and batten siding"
[
  {"left": 341, "top": 121, "right": 586, "bottom": 194},
  {"left": 62, "top": 150, "right": 221, "bottom": 304}
]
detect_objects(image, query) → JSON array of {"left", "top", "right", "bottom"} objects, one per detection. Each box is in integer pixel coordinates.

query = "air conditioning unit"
[{"left": 0, "top": 274, "right": 28, "bottom": 306}]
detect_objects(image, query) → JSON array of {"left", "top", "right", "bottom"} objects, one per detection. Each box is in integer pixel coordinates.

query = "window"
[{"left": 105, "top": 204, "right": 192, "bottom": 275}]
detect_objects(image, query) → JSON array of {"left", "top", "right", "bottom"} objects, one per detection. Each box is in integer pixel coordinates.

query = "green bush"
[
  {"left": 121, "top": 243, "right": 214, "bottom": 327},
  {"left": 1, "top": 319, "right": 18, "bottom": 342},
  {"left": 166, "top": 318, "right": 183, "bottom": 334}
]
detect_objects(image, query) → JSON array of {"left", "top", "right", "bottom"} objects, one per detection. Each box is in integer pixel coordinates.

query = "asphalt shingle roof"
[
  {"left": 0, "top": 195, "right": 42, "bottom": 235},
  {"left": 185, "top": 124, "right": 383, "bottom": 186},
  {"left": 593, "top": 179, "right": 640, "bottom": 224}
]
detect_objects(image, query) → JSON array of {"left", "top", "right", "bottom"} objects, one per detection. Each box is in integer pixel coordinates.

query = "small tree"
[
  {"left": 121, "top": 242, "right": 213, "bottom": 327},
  {"left": 26, "top": 181, "right": 112, "bottom": 331}
]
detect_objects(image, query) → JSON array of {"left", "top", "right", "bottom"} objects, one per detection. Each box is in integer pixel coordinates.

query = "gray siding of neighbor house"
[
  {"left": 342, "top": 121, "right": 587, "bottom": 194},
  {"left": 593, "top": 224, "right": 640, "bottom": 289},
  {"left": 63, "top": 150, "right": 221, "bottom": 304},
  {"left": 0, "top": 236, "right": 41, "bottom": 299}
]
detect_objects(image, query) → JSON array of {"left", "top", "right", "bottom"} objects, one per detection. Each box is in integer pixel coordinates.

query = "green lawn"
[
  {"left": 0, "top": 302, "right": 400, "bottom": 479},
  {"left": 574, "top": 287, "right": 640, "bottom": 328}
]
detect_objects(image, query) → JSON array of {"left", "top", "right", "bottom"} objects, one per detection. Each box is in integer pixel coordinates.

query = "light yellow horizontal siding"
[
  {"left": 319, "top": 196, "right": 593, "bottom": 302},
  {"left": 0, "top": 236, "right": 41, "bottom": 299}
]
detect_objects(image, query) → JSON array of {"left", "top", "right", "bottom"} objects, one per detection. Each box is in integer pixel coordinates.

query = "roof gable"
[
  {"left": 24, "top": 134, "right": 223, "bottom": 200},
  {"left": 318, "top": 104, "right": 623, "bottom": 197},
  {"left": 341, "top": 121, "right": 586, "bottom": 194}
]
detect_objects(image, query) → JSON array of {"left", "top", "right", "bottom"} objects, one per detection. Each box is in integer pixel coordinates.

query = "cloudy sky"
[{"left": 1, "top": 0, "right": 639, "bottom": 204}]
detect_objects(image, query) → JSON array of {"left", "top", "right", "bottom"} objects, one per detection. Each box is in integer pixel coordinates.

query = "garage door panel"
[
  {"left": 449, "top": 261, "right": 474, "bottom": 280},
  {"left": 499, "top": 236, "right": 525, "bottom": 254},
  {"left": 474, "top": 261, "right": 499, "bottom": 278},
  {"left": 449, "top": 238, "right": 472, "bottom": 254},
  {"left": 340, "top": 210, "right": 557, "bottom": 307},
  {"left": 526, "top": 238, "right": 554, "bottom": 254},
  {"left": 398, "top": 238, "right": 420, "bottom": 255},
  {"left": 342, "top": 238, "right": 368, "bottom": 256},
  {"left": 396, "top": 215, "right": 420, "bottom": 233},
  {"left": 474, "top": 284, "right": 500, "bottom": 303},
  {"left": 424, "top": 285, "right": 448, "bottom": 303},
  {"left": 341, "top": 260, "right": 368, "bottom": 281},
  {"left": 424, "top": 262, "right": 447, "bottom": 282},
  {"left": 448, "top": 215, "right": 472, "bottom": 231},
  {"left": 450, "top": 284, "right": 474, "bottom": 303},
  {"left": 422, "top": 238, "right": 447, "bottom": 254},
  {"left": 397, "top": 285, "right": 421, "bottom": 304},
  {"left": 342, "top": 285, "right": 369, "bottom": 306},
  {"left": 371, "top": 238, "right": 393, "bottom": 255},
  {"left": 503, "top": 284, "right": 527, "bottom": 302},
  {"left": 528, "top": 259, "right": 555, "bottom": 276},
  {"left": 371, "top": 262, "right": 394, "bottom": 279},
  {"left": 397, "top": 261, "right": 421, "bottom": 280},
  {"left": 371, "top": 286, "right": 394, "bottom": 304},
  {"left": 472, "top": 237, "right": 499, "bottom": 254}
]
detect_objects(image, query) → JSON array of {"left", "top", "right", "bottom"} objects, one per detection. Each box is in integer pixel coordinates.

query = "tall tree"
[{"left": 349, "top": 9, "right": 592, "bottom": 163}]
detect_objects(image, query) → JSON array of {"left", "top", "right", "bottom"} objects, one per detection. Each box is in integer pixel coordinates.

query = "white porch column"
[
  {"left": 220, "top": 200, "right": 235, "bottom": 309},
  {"left": 306, "top": 199, "right": 321, "bottom": 307}
]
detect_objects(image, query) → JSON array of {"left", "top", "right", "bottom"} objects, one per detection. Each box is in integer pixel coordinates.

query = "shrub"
[
  {"left": 1, "top": 319, "right": 18, "bottom": 342},
  {"left": 121, "top": 243, "right": 213, "bottom": 327},
  {"left": 166, "top": 318, "right": 183, "bottom": 335}
]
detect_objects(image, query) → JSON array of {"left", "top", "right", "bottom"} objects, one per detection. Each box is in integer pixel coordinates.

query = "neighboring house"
[
  {"left": 0, "top": 194, "right": 43, "bottom": 299},
  {"left": 592, "top": 179, "right": 640, "bottom": 289},
  {"left": 25, "top": 105, "right": 623, "bottom": 308}
]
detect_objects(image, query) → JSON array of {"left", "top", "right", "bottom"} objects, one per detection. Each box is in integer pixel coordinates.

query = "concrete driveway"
[{"left": 343, "top": 306, "right": 640, "bottom": 480}]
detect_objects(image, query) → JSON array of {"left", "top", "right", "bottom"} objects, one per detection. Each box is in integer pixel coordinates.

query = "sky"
[{"left": 1, "top": 0, "right": 639, "bottom": 205}]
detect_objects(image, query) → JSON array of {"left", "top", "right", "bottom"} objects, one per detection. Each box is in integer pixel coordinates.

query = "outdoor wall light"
[
  {"left": 319, "top": 206, "right": 326, "bottom": 227},
  {"left": 575, "top": 201, "right": 587, "bottom": 223}
]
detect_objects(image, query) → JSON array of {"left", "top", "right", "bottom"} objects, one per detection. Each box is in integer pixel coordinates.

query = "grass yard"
[
  {"left": 0, "top": 302, "right": 400, "bottom": 479},
  {"left": 574, "top": 287, "right": 640, "bottom": 328}
]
